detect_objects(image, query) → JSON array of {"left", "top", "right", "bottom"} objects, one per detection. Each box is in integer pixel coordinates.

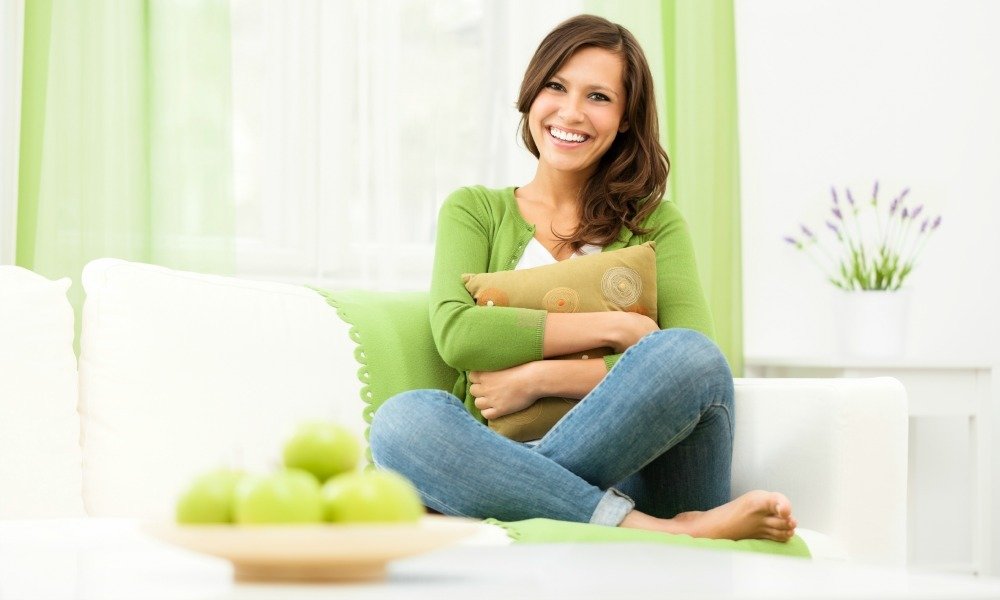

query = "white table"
[
  {"left": 4, "top": 519, "right": 1000, "bottom": 599},
  {"left": 744, "top": 356, "right": 995, "bottom": 576}
]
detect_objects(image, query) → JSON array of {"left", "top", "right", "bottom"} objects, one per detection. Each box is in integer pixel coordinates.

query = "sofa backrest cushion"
[
  {"left": 79, "top": 259, "right": 365, "bottom": 518},
  {"left": 0, "top": 266, "right": 85, "bottom": 518}
]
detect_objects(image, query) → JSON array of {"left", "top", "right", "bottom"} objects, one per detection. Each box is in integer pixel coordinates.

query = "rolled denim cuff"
[{"left": 588, "top": 488, "right": 635, "bottom": 526}]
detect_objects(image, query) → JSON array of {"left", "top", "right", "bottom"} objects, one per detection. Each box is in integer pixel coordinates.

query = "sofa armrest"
[{"left": 732, "top": 377, "right": 908, "bottom": 566}]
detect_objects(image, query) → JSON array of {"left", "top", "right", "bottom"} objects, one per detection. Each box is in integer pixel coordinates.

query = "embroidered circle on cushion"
[
  {"left": 542, "top": 287, "right": 580, "bottom": 313},
  {"left": 475, "top": 288, "right": 509, "bottom": 307},
  {"left": 601, "top": 267, "right": 642, "bottom": 307}
]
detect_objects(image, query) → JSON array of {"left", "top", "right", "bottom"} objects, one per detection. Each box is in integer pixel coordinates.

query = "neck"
[{"left": 519, "top": 162, "right": 593, "bottom": 209}]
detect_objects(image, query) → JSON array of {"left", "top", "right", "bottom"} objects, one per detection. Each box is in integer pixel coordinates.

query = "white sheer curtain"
[
  {"left": 0, "top": 0, "right": 23, "bottom": 265},
  {"left": 230, "top": 0, "right": 582, "bottom": 289}
]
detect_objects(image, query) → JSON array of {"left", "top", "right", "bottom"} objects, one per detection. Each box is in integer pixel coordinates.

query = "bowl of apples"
[{"left": 143, "top": 421, "right": 480, "bottom": 582}]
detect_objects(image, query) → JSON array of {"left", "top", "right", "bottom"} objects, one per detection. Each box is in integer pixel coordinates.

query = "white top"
[{"left": 515, "top": 237, "right": 602, "bottom": 270}]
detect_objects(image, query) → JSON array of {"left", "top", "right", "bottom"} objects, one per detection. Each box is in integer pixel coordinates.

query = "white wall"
[
  {"left": 736, "top": 0, "right": 1000, "bottom": 574},
  {"left": 737, "top": 0, "right": 1000, "bottom": 364},
  {"left": 0, "top": 0, "right": 23, "bottom": 265}
]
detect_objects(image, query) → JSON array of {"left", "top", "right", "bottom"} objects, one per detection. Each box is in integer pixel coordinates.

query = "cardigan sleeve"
[
  {"left": 603, "top": 201, "right": 717, "bottom": 371},
  {"left": 429, "top": 188, "right": 547, "bottom": 372}
]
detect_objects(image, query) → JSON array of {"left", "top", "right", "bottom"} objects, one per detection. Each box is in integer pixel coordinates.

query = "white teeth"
[{"left": 549, "top": 126, "right": 588, "bottom": 143}]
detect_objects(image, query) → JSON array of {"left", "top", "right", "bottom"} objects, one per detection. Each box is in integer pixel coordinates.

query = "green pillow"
[
  {"left": 462, "top": 242, "right": 658, "bottom": 442},
  {"left": 486, "top": 517, "right": 812, "bottom": 559},
  {"left": 311, "top": 288, "right": 460, "bottom": 458}
]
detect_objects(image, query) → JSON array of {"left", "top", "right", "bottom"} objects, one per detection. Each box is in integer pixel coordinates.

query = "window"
[{"left": 229, "top": 0, "right": 581, "bottom": 289}]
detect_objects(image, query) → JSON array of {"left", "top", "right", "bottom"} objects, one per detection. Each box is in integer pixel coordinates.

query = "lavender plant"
[{"left": 784, "top": 182, "right": 941, "bottom": 291}]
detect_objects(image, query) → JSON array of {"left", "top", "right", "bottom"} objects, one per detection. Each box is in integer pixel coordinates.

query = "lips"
[{"left": 548, "top": 126, "right": 590, "bottom": 143}]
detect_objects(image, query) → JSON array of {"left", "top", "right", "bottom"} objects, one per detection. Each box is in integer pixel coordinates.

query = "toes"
[
  {"left": 763, "top": 516, "right": 794, "bottom": 531},
  {"left": 769, "top": 493, "right": 792, "bottom": 519},
  {"left": 763, "top": 527, "right": 794, "bottom": 542}
]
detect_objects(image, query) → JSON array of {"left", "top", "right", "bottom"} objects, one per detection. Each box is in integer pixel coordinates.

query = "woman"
[{"left": 370, "top": 14, "right": 797, "bottom": 541}]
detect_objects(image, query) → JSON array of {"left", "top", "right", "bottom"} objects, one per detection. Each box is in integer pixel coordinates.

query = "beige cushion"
[{"left": 462, "top": 242, "right": 657, "bottom": 441}]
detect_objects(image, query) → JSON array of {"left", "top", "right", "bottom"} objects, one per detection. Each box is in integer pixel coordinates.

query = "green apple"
[
  {"left": 233, "top": 469, "right": 324, "bottom": 524},
  {"left": 175, "top": 468, "right": 245, "bottom": 524},
  {"left": 283, "top": 421, "right": 361, "bottom": 482},
  {"left": 321, "top": 469, "right": 424, "bottom": 523}
]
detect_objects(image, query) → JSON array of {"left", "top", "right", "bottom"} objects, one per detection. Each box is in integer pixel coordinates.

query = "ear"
[{"left": 618, "top": 121, "right": 629, "bottom": 133}]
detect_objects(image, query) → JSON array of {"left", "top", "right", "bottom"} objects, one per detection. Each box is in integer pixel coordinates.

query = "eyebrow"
[{"left": 550, "top": 74, "right": 621, "bottom": 99}]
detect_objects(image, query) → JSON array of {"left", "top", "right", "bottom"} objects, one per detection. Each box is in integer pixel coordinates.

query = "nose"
[{"left": 557, "top": 94, "right": 585, "bottom": 124}]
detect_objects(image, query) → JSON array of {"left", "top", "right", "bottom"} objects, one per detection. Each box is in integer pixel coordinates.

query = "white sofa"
[{"left": 0, "top": 260, "right": 908, "bottom": 566}]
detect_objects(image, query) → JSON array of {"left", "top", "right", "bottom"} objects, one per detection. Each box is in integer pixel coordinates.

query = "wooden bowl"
[{"left": 143, "top": 515, "right": 481, "bottom": 582}]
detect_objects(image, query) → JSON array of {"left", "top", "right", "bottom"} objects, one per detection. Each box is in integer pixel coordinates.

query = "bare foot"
[{"left": 620, "top": 490, "right": 798, "bottom": 543}]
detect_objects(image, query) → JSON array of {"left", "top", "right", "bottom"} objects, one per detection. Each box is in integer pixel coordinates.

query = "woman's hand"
[
  {"left": 469, "top": 362, "right": 541, "bottom": 420},
  {"left": 609, "top": 312, "right": 660, "bottom": 353}
]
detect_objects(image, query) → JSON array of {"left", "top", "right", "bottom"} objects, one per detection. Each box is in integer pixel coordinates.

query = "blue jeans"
[{"left": 369, "top": 328, "right": 734, "bottom": 526}]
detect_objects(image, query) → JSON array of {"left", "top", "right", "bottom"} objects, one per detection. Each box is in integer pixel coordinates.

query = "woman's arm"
[
  {"left": 542, "top": 311, "right": 658, "bottom": 357},
  {"left": 429, "top": 188, "right": 547, "bottom": 372}
]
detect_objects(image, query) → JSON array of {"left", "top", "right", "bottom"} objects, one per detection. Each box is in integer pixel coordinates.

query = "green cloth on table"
[{"left": 485, "top": 517, "right": 811, "bottom": 559}]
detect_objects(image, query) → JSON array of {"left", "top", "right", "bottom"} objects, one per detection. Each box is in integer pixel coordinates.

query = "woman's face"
[{"left": 527, "top": 46, "right": 628, "bottom": 179}]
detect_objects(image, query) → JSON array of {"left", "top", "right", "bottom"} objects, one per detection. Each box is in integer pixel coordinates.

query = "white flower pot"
[{"left": 836, "top": 289, "right": 911, "bottom": 359}]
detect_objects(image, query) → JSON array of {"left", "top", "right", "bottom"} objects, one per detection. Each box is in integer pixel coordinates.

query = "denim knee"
[{"left": 649, "top": 328, "right": 734, "bottom": 409}]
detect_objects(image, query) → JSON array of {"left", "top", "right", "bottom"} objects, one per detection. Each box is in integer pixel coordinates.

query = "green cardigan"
[{"left": 430, "top": 185, "right": 715, "bottom": 422}]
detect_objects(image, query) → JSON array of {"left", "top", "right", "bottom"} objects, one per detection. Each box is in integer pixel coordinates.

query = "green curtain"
[
  {"left": 17, "top": 0, "right": 234, "bottom": 350},
  {"left": 588, "top": 0, "right": 744, "bottom": 375}
]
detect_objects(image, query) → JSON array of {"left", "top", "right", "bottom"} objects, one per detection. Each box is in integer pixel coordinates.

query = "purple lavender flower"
[
  {"left": 920, "top": 218, "right": 929, "bottom": 233},
  {"left": 826, "top": 220, "right": 839, "bottom": 234},
  {"left": 901, "top": 207, "right": 909, "bottom": 219},
  {"left": 783, "top": 236, "right": 798, "bottom": 246},
  {"left": 889, "top": 197, "right": 899, "bottom": 215},
  {"left": 832, "top": 207, "right": 843, "bottom": 221},
  {"left": 911, "top": 204, "right": 924, "bottom": 220},
  {"left": 872, "top": 181, "right": 879, "bottom": 205},
  {"left": 800, "top": 224, "right": 815, "bottom": 239},
  {"left": 831, "top": 186, "right": 839, "bottom": 205},
  {"left": 899, "top": 188, "right": 910, "bottom": 203},
  {"left": 932, "top": 215, "right": 942, "bottom": 230},
  {"left": 846, "top": 189, "right": 856, "bottom": 206}
]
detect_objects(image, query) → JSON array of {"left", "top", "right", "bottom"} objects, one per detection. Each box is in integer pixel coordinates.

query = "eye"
[
  {"left": 589, "top": 92, "right": 611, "bottom": 102},
  {"left": 544, "top": 81, "right": 565, "bottom": 92}
]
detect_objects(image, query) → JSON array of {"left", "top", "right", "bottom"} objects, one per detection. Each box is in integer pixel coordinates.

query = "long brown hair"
[{"left": 517, "top": 14, "right": 669, "bottom": 249}]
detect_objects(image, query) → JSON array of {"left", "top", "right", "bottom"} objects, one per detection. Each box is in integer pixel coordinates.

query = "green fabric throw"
[
  {"left": 485, "top": 518, "right": 811, "bottom": 559},
  {"left": 312, "top": 288, "right": 460, "bottom": 429}
]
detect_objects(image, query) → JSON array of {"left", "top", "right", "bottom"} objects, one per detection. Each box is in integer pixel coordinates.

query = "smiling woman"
[{"left": 369, "top": 13, "right": 797, "bottom": 546}]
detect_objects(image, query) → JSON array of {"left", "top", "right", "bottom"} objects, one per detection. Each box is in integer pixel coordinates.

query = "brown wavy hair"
[{"left": 517, "top": 14, "right": 669, "bottom": 249}]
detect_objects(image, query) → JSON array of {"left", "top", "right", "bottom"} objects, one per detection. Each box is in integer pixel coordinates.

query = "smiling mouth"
[{"left": 548, "top": 126, "right": 590, "bottom": 143}]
